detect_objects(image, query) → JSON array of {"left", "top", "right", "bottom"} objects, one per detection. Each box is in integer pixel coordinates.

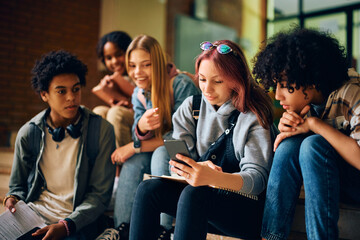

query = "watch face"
[{"left": 134, "top": 139, "right": 141, "bottom": 148}]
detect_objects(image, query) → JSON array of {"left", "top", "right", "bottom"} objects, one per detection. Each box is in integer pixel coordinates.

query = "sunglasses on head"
[{"left": 200, "top": 41, "right": 233, "bottom": 55}]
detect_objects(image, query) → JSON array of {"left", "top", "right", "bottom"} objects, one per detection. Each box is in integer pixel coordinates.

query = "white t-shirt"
[{"left": 29, "top": 120, "right": 79, "bottom": 224}]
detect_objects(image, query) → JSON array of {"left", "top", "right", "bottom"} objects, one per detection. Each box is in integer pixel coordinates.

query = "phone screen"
[
  {"left": 17, "top": 227, "right": 44, "bottom": 240},
  {"left": 164, "top": 139, "right": 191, "bottom": 167}
]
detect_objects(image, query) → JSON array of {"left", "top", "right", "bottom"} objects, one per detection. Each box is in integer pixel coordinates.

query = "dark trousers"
[{"left": 129, "top": 179, "right": 264, "bottom": 240}]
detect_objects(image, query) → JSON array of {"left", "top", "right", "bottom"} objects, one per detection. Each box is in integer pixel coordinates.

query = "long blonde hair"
[{"left": 126, "top": 35, "right": 172, "bottom": 138}]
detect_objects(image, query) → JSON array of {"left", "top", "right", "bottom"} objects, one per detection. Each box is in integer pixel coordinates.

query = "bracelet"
[
  {"left": 59, "top": 219, "right": 70, "bottom": 236},
  {"left": 3, "top": 195, "right": 19, "bottom": 207}
]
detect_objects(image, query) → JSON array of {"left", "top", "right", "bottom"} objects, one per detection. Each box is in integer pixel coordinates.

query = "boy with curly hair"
[
  {"left": 3, "top": 50, "right": 116, "bottom": 239},
  {"left": 253, "top": 27, "right": 360, "bottom": 240}
]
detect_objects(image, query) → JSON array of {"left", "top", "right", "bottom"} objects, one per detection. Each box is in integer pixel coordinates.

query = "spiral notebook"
[{"left": 148, "top": 174, "right": 258, "bottom": 200}]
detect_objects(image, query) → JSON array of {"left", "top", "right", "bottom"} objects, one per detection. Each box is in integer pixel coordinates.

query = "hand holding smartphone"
[{"left": 164, "top": 139, "right": 191, "bottom": 167}]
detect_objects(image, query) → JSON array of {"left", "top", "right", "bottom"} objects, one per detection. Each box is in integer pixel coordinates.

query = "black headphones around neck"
[{"left": 44, "top": 108, "right": 83, "bottom": 142}]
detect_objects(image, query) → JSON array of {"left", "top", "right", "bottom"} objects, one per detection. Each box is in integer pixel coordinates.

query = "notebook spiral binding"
[{"left": 211, "top": 186, "right": 259, "bottom": 201}]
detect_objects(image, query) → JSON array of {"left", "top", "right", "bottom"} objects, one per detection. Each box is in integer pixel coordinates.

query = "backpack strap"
[
  {"left": 86, "top": 114, "right": 102, "bottom": 171},
  {"left": 192, "top": 94, "right": 201, "bottom": 128},
  {"left": 28, "top": 123, "right": 41, "bottom": 187},
  {"left": 29, "top": 123, "right": 41, "bottom": 158}
]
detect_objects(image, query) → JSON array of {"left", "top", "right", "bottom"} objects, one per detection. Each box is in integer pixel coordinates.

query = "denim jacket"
[
  {"left": 131, "top": 73, "right": 200, "bottom": 140},
  {"left": 7, "top": 106, "right": 116, "bottom": 231}
]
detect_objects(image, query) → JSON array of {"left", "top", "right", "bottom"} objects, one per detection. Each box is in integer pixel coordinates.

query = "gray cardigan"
[{"left": 172, "top": 95, "right": 273, "bottom": 195}]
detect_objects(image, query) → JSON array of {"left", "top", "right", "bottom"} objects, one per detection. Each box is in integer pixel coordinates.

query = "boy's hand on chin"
[
  {"left": 278, "top": 105, "right": 310, "bottom": 132},
  {"left": 275, "top": 105, "right": 313, "bottom": 151},
  {"left": 274, "top": 115, "right": 316, "bottom": 152}
]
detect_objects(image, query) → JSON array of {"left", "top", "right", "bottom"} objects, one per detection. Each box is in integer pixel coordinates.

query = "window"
[
  {"left": 354, "top": 9, "right": 360, "bottom": 70},
  {"left": 268, "top": 0, "right": 360, "bottom": 68}
]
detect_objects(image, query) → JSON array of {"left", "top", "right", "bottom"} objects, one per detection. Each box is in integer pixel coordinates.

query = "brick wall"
[{"left": 0, "top": 0, "right": 103, "bottom": 146}]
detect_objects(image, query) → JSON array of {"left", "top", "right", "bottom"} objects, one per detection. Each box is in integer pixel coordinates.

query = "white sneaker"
[{"left": 96, "top": 228, "right": 120, "bottom": 240}]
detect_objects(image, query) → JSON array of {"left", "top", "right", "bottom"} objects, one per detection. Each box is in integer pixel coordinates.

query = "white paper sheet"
[
  {"left": 148, "top": 174, "right": 187, "bottom": 184},
  {"left": 0, "top": 200, "right": 46, "bottom": 240}
]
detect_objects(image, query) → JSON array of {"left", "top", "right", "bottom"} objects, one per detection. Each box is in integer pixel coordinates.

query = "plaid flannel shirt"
[{"left": 318, "top": 69, "right": 360, "bottom": 146}]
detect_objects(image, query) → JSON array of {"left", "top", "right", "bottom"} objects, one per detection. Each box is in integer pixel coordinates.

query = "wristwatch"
[{"left": 133, "top": 138, "right": 141, "bottom": 154}]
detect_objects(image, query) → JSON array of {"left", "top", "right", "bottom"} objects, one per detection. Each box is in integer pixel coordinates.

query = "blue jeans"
[
  {"left": 114, "top": 146, "right": 170, "bottom": 228},
  {"left": 261, "top": 134, "right": 360, "bottom": 240},
  {"left": 151, "top": 145, "right": 171, "bottom": 176},
  {"left": 129, "top": 179, "right": 264, "bottom": 240}
]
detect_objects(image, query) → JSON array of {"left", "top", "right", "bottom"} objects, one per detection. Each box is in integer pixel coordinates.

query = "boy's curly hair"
[
  {"left": 252, "top": 27, "right": 349, "bottom": 97},
  {"left": 31, "top": 50, "right": 88, "bottom": 94}
]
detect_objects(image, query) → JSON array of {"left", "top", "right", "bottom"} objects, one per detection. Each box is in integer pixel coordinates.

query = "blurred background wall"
[
  {"left": 0, "top": 0, "right": 266, "bottom": 147},
  {"left": 1, "top": 0, "right": 359, "bottom": 147},
  {"left": 0, "top": 0, "right": 102, "bottom": 146}
]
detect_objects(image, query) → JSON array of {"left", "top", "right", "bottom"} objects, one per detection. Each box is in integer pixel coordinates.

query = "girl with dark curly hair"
[
  {"left": 92, "top": 31, "right": 135, "bottom": 148},
  {"left": 253, "top": 27, "right": 360, "bottom": 240},
  {"left": 92, "top": 31, "right": 135, "bottom": 215}
]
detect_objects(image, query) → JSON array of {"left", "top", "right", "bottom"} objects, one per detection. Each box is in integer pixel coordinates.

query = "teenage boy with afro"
[
  {"left": 253, "top": 27, "right": 360, "bottom": 240},
  {"left": 3, "top": 50, "right": 116, "bottom": 239}
]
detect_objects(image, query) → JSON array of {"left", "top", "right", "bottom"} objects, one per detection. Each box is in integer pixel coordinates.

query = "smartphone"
[
  {"left": 17, "top": 227, "right": 44, "bottom": 240},
  {"left": 164, "top": 139, "right": 191, "bottom": 167}
]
